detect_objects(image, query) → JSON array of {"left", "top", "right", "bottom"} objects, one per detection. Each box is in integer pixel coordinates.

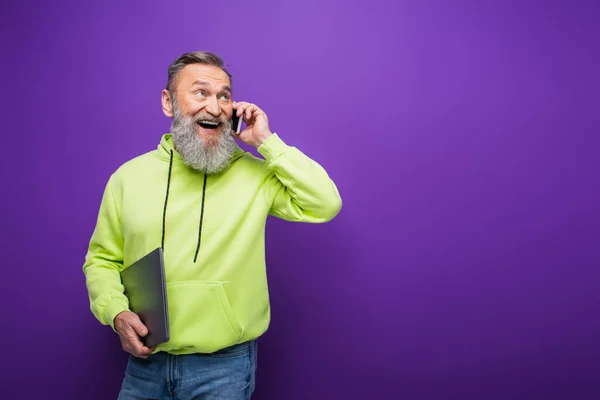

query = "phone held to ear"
[{"left": 232, "top": 110, "right": 242, "bottom": 135}]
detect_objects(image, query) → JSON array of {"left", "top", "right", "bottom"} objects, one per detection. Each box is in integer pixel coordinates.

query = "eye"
[
  {"left": 219, "top": 93, "right": 231, "bottom": 100},
  {"left": 195, "top": 90, "right": 206, "bottom": 97}
]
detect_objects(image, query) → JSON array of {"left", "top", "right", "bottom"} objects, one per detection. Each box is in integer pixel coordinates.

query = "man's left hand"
[{"left": 232, "top": 101, "right": 273, "bottom": 148}]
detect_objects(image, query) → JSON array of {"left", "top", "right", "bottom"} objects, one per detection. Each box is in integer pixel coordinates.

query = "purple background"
[{"left": 2, "top": 0, "right": 599, "bottom": 398}]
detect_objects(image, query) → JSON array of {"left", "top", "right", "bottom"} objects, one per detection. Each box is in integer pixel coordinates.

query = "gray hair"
[{"left": 166, "top": 51, "right": 232, "bottom": 93}]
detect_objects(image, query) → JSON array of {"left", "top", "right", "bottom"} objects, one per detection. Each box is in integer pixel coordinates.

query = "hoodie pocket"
[{"left": 163, "top": 281, "right": 243, "bottom": 353}]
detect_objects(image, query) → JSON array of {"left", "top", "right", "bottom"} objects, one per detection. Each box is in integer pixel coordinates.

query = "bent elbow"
[{"left": 318, "top": 194, "right": 342, "bottom": 222}]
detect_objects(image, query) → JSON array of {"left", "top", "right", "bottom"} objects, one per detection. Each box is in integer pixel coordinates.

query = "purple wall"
[{"left": 2, "top": 0, "right": 599, "bottom": 398}]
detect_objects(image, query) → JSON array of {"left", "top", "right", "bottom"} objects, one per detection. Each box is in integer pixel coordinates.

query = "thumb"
[{"left": 130, "top": 315, "right": 148, "bottom": 337}]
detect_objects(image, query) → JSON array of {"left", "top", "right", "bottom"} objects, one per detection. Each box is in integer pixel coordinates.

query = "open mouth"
[{"left": 197, "top": 120, "right": 222, "bottom": 131}]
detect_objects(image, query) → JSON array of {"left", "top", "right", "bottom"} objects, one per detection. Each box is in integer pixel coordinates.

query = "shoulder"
[
  {"left": 229, "top": 151, "right": 269, "bottom": 177},
  {"left": 106, "top": 150, "right": 158, "bottom": 189}
]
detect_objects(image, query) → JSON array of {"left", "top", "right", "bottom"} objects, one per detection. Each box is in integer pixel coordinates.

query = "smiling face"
[
  {"left": 161, "top": 63, "right": 237, "bottom": 174},
  {"left": 162, "top": 64, "right": 234, "bottom": 147}
]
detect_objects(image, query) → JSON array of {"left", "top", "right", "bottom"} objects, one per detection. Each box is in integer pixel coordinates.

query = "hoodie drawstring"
[
  {"left": 161, "top": 149, "right": 208, "bottom": 263},
  {"left": 193, "top": 173, "right": 208, "bottom": 263},
  {"left": 161, "top": 150, "right": 174, "bottom": 250}
]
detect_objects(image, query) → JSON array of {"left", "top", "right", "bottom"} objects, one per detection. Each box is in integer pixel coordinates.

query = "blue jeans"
[{"left": 117, "top": 340, "right": 257, "bottom": 400}]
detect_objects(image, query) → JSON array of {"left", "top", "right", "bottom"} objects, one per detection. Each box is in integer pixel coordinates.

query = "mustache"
[{"left": 191, "top": 113, "right": 227, "bottom": 124}]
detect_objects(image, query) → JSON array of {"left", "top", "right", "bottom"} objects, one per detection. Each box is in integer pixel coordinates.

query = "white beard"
[{"left": 170, "top": 101, "right": 237, "bottom": 174}]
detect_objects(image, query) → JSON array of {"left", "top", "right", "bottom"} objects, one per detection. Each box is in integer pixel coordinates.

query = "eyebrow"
[{"left": 191, "top": 80, "right": 231, "bottom": 93}]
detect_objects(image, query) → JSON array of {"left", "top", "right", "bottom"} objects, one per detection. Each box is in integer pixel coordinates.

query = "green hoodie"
[{"left": 83, "top": 133, "right": 342, "bottom": 355}]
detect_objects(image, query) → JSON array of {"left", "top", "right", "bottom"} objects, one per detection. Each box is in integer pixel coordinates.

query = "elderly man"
[{"left": 83, "top": 51, "right": 342, "bottom": 399}]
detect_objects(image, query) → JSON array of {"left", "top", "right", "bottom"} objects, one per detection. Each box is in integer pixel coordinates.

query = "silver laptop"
[{"left": 120, "top": 247, "right": 170, "bottom": 347}]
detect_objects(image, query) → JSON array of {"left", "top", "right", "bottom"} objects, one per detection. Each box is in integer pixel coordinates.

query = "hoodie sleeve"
[
  {"left": 82, "top": 175, "right": 129, "bottom": 330},
  {"left": 258, "top": 133, "right": 342, "bottom": 222}
]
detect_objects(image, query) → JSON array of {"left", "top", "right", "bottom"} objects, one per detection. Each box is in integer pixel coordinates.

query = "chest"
[{"left": 119, "top": 166, "right": 269, "bottom": 241}]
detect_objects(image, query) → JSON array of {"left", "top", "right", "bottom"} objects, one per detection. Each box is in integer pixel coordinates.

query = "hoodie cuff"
[
  {"left": 104, "top": 298, "right": 130, "bottom": 331},
  {"left": 257, "top": 133, "right": 288, "bottom": 162}
]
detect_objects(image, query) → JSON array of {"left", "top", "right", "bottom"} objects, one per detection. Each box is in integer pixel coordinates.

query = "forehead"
[{"left": 176, "top": 64, "right": 231, "bottom": 89}]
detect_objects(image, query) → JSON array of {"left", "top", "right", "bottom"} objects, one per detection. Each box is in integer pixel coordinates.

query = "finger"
[
  {"left": 245, "top": 106, "right": 266, "bottom": 126},
  {"left": 141, "top": 346, "right": 156, "bottom": 356},
  {"left": 124, "top": 325, "right": 146, "bottom": 350},
  {"left": 250, "top": 106, "right": 265, "bottom": 119},
  {"left": 130, "top": 317, "right": 148, "bottom": 338},
  {"left": 136, "top": 344, "right": 157, "bottom": 359},
  {"left": 245, "top": 104, "right": 254, "bottom": 121},
  {"left": 235, "top": 102, "right": 251, "bottom": 119},
  {"left": 236, "top": 105, "right": 245, "bottom": 117},
  {"left": 241, "top": 106, "right": 254, "bottom": 125},
  {"left": 233, "top": 101, "right": 249, "bottom": 117},
  {"left": 129, "top": 337, "right": 146, "bottom": 357},
  {"left": 126, "top": 328, "right": 145, "bottom": 345}
]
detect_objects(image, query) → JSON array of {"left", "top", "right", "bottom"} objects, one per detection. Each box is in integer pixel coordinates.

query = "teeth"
[{"left": 199, "top": 120, "right": 219, "bottom": 126}]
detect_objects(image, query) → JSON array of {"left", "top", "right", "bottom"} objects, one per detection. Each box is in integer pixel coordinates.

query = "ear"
[{"left": 162, "top": 89, "right": 174, "bottom": 118}]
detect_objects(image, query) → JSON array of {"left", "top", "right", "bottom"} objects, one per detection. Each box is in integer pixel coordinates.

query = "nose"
[{"left": 204, "top": 96, "right": 221, "bottom": 117}]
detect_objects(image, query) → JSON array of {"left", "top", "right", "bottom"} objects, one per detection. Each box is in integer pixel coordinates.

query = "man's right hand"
[{"left": 114, "top": 311, "right": 156, "bottom": 358}]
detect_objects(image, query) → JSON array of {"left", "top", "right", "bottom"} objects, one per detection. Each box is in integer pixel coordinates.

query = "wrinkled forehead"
[{"left": 176, "top": 64, "right": 231, "bottom": 91}]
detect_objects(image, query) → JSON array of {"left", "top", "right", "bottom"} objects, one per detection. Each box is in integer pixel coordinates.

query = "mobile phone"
[{"left": 232, "top": 110, "right": 242, "bottom": 134}]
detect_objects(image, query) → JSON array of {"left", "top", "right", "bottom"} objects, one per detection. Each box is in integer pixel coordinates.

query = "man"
[{"left": 82, "top": 51, "right": 342, "bottom": 399}]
